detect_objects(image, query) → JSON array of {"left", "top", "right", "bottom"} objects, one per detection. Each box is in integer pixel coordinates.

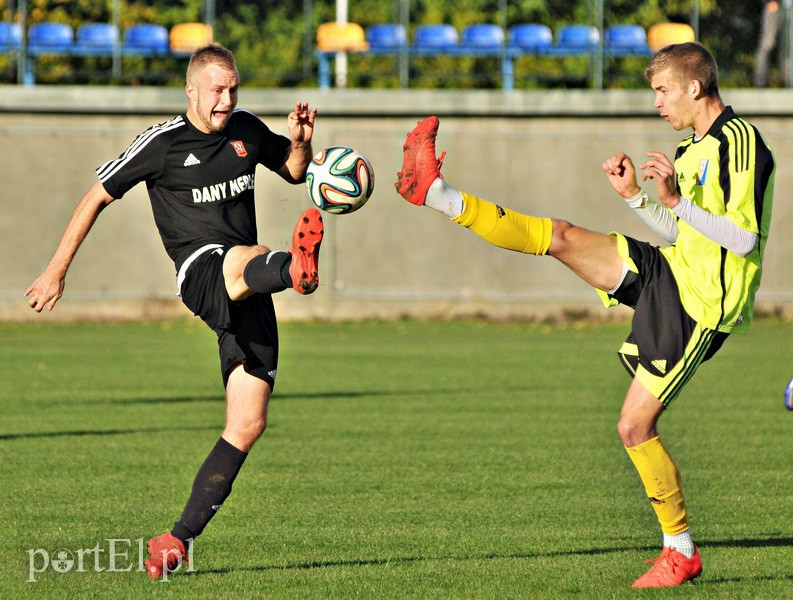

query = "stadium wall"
[{"left": 1, "top": 86, "right": 791, "bottom": 321}]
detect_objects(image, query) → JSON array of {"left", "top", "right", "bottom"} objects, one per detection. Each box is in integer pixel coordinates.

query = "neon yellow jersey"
[{"left": 660, "top": 107, "right": 775, "bottom": 333}]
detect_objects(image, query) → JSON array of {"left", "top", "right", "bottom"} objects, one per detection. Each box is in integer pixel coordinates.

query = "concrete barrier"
[{"left": 2, "top": 86, "right": 790, "bottom": 321}]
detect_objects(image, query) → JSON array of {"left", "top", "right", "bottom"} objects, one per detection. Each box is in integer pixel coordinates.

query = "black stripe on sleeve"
[
  {"left": 752, "top": 125, "right": 775, "bottom": 251},
  {"left": 735, "top": 119, "right": 752, "bottom": 171},
  {"left": 717, "top": 131, "right": 732, "bottom": 211},
  {"left": 724, "top": 122, "right": 745, "bottom": 173}
]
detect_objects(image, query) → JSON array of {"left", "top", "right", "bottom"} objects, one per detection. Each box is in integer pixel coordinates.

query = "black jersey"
[{"left": 96, "top": 110, "right": 292, "bottom": 271}]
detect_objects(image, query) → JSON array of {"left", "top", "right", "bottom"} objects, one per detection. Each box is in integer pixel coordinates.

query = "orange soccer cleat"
[
  {"left": 632, "top": 545, "right": 702, "bottom": 588},
  {"left": 289, "top": 208, "right": 324, "bottom": 294},
  {"left": 394, "top": 115, "right": 446, "bottom": 206},
  {"left": 144, "top": 532, "right": 189, "bottom": 579}
]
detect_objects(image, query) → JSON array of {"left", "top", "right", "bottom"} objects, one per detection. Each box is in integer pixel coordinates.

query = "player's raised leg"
[
  {"left": 394, "top": 116, "right": 625, "bottom": 293},
  {"left": 223, "top": 207, "right": 324, "bottom": 300}
]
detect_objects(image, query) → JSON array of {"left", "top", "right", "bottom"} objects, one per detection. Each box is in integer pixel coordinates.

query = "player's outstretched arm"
[
  {"left": 25, "top": 180, "right": 115, "bottom": 312},
  {"left": 278, "top": 102, "right": 317, "bottom": 184}
]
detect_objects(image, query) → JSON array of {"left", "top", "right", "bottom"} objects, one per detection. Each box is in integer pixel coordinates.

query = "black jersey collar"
[{"left": 702, "top": 105, "right": 736, "bottom": 139}]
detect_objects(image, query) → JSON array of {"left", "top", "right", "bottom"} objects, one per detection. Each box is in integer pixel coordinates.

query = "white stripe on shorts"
[{"left": 176, "top": 244, "right": 224, "bottom": 296}]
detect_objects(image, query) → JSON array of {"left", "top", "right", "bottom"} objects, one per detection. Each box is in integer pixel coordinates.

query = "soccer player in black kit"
[{"left": 25, "top": 45, "right": 324, "bottom": 578}]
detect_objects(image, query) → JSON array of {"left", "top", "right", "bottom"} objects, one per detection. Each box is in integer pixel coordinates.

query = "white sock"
[
  {"left": 664, "top": 530, "right": 695, "bottom": 558},
  {"left": 424, "top": 177, "right": 464, "bottom": 218}
]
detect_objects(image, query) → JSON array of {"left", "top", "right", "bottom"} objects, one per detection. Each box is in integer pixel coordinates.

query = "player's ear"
[
  {"left": 185, "top": 81, "right": 196, "bottom": 101},
  {"left": 690, "top": 78, "right": 702, "bottom": 99}
]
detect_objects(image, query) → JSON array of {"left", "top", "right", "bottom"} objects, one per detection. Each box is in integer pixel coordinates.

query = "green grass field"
[{"left": 1, "top": 318, "right": 790, "bottom": 598}]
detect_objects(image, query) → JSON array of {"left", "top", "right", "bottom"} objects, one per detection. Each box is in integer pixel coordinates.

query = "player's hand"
[
  {"left": 639, "top": 152, "right": 681, "bottom": 208},
  {"left": 287, "top": 102, "right": 317, "bottom": 144},
  {"left": 601, "top": 153, "right": 641, "bottom": 199},
  {"left": 24, "top": 270, "right": 65, "bottom": 313}
]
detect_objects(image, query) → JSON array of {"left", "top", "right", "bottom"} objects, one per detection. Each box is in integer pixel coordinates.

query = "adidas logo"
[
  {"left": 183, "top": 153, "right": 201, "bottom": 167},
  {"left": 651, "top": 359, "right": 667, "bottom": 374}
]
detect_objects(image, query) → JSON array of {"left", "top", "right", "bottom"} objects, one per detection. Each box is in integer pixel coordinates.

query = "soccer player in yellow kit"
[{"left": 395, "top": 42, "right": 774, "bottom": 588}]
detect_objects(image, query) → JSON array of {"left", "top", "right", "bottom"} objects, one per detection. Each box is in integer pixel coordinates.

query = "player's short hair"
[
  {"left": 645, "top": 42, "right": 720, "bottom": 98},
  {"left": 186, "top": 44, "right": 237, "bottom": 84}
]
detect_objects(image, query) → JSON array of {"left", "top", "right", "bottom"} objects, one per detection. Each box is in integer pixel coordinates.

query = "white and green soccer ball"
[{"left": 305, "top": 146, "right": 375, "bottom": 214}]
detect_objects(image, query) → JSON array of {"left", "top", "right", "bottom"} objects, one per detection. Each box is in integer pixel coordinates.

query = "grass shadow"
[
  {"left": 190, "top": 536, "right": 793, "bottom": 578},
  {"left": 190, "top": 544, "right": 657, "bottom": 576},
  {"left": 0, "top": 424, "right": 219, "bottom": 441}
]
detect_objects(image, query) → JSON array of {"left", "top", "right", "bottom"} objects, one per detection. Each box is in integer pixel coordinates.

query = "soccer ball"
[{"left": 305, "top": 146, "right": 375, "bottom": 214}]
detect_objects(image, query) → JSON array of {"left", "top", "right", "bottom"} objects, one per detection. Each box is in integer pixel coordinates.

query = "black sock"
[
  {"left": 171, "top": 437, "right": 248, "bottom": 545},
  {"left": 243, "top": 251, "right": 293, "bottom": 294}
]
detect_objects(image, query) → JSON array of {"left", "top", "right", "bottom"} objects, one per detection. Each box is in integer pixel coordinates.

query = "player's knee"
[
  {"left": 547, "top": 219, "right": 577, "bottom": 258},
  {"left": 223, "top": 245, "right": 269, "bottom": 301},
  {"left": 226, "top": 281, "right": 252, "bottom": 302},
  {"left": 225, "top": 417, "right": 267, "bottom": 451},
  {"left": 246, "top": 417, "right": 267, "bottom": 441},
  {"left": 550, "top": 219, "right": 575, "bottom": 246},
  {"left": 617, "top": 417, "right": 652, "bottom": 447}
]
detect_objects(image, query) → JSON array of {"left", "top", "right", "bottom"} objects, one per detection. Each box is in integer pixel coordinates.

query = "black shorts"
[
  {"left": 179, "top": 246, "right": 279, "bottom": 389},
  {"left": 602, "top": 234, "right": 728, "bottom": 406}
]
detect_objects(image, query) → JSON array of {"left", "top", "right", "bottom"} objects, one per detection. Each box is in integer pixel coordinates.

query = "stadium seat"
[
  {"left": 27, "top": 22, "right": 74, "bottom": 55},
  {"left": 413, "top": 24, "right": 458, "bottom": 53},
  {"left": 461, "top": 24, "right": 504, "bottom": 51},
  {"left": 552, "top": 24, "right": 599, "bottom": 54},
  {"left": 0, "top": 22, "right": 21, "bottom": 50},
  {"left": 316, "top": 22, "right": 370, "bottom": 89},
  {"left": 647, "top": 23, "right": 695, "bottom": 52},
  {"left": 74, "top": 23, "right": 118, "bottom": 56},
  {"left": 508, "top": 24, "right": 553, "bottom": 52},
  {"left": 606, "top": 25, "right": 651, "bottom": 56},
  {"left": 366, "top": 23, "right": 406, "bottom": 52},
  {"left": 170, "top": 22, "right": 213, "bottom": 56},
  {"left": 123, "top": 24, "right": 169, "bottom": 56},
  {"left": 316, "top": 22, "right": 369, "bottom": 52}
]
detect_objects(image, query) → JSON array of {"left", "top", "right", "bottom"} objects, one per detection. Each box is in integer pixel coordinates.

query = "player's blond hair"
[
  {"left": 186, "top": 44, "right": 237, "bottom": 84},
  {"left": 645, "top": 42, "right": 720, "bottom": 98}
]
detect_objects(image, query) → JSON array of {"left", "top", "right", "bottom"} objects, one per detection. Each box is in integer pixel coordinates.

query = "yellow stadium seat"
[
  {"left": 647, "top": 23, "right": 695, "bottom": 52},
  {"left": 317, "top": 22, "right": 370, "bottom": 52},
  {"left": 170, "top": 22, "right": 213, "bottom": 54}
]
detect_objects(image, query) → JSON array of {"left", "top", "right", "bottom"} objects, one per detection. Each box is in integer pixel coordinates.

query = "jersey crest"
[
  {"left": 230, "top": 140, "right": 248, "bottom": 157},
  {"left": 697, "top": 159, "right": 709, "bottom": 185}
]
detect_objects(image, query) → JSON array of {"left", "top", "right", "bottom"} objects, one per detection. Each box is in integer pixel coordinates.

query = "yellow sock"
[
  {"left": 452, "top": 192, "right": 552, "bottom": 255},
  {"left": 625, "top": 436, "right": 690, "bottom": 535}
]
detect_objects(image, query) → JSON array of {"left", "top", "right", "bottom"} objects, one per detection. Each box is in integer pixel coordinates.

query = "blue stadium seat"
[
  {"left": 413, "top": 24, "right": 458, "bottom": 53},
  {"left": 606, "top": 25, "right": 650, "bottom": 56},
  {"left": 0, "top": 22, "right": 21, "bottom": 50},
  {"left": 28, "top": 22, "right": 74, "bottom": 55},
  {"left": 123, "top": 24, "right": 169, "bottom": 56},
  {"left": 74, "top": 23, "right": 118, "bottom": 56},
  {"left": 461, "top": 24, "right": 504, "bottom": 51},
  {"left": 366, "top": 24, "right": 406, "bottom": 52},
  {"left": 508, "top": 24, "right": 553, "bottom": 52},
  {"left": 552, "top": 24, "right": 599, "bottom": 54}
]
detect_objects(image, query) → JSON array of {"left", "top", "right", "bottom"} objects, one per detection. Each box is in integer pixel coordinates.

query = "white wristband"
[{"left": 624, "top": 189, "right": 648, "bottom": 209}]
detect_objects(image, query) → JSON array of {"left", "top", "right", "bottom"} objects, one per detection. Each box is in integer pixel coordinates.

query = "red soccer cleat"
[
  {"left": 289, "top": 208, "right": 324, "bottom": 295},
  {"left": 394, "top": 116, "right": 446, "bottom": 206},
  {"left": 144, "top": 532, "right": 189, "bottom": 579},
  {"left": 632, "top": 545, "right": 702, "bottom": 588}
]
